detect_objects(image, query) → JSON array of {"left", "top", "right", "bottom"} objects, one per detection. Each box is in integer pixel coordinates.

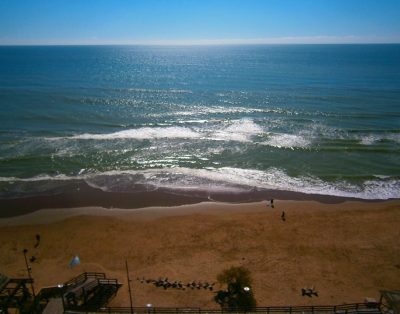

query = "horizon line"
[
  {"left": 1, "top": 43, "right": 400, "bottom": 47},
  {"left": 1, "top": 35, "right": 400, "bottom": 46}
]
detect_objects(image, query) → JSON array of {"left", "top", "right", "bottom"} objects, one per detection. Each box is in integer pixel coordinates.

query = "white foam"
[
  {"left": 139, "top": 167, "right": 400, "bottom": 199},
  {"left": 262, "top": 133, "right": 311, "bottom": 149},
  {"left": 0, "top": 176, "right": 21, "bottom": 182},
  {"left": 46, "top": 119, "right": 265, "bottom": 143},
  {"left": 1, "top": 168, "right": 399, "bottom": 200},
  {"left": 359, "top": 133, "right": 400, "bottom": 145},
  {"left": 360, "top": 135, "right": 379, "bottom": 145},
  {"left": 373, "top": 174, "right": 391, "bottom": 179},
  {"left": 176, "top": 167, "right": 400, "bottom": 200},
  {"left": 361, "top": 179, "right": 400, "bottom": 199},
  {"left": 211, "top": 119, "right": 264, "bottom": 142},
  {"left": 0, "top": 174, "right": 73, "bottom": 182},
  {"left": 53, "top": 127, "right": 201, "bottom": 140},
  {"left": 177, "top": 119, "right": 208, "bottom": 124}
]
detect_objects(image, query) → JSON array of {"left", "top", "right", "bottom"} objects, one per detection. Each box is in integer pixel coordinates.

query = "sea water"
[{"left": 0, "top": 44, "right": 399, "bottom": 200}]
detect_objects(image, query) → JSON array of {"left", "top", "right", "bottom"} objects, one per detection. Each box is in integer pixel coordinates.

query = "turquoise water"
[{"left": 0, "top": 45, "right": 399, "bottom": 199}]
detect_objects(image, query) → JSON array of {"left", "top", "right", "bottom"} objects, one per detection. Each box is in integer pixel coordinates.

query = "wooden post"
[
  {"left": 126, "top": 260, "right": 134, "bottom": 314},
  {"left": 22, "top": 249, "right": 36, "bottom": 298}
]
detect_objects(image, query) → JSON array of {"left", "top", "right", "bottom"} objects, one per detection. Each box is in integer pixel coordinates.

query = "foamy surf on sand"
[{"left": 1, "top": 167, "right": 399, "bottom": 202}]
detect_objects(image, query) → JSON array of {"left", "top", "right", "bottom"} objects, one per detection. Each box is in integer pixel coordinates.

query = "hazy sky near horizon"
[{"left": 1, "top": 0, "right": 399, "bottom": 45}]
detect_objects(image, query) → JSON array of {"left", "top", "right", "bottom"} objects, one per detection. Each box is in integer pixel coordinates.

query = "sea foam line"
[
  {"left": 261, "top": 133, "right": 312, "bottom": 149},
  {"left": 45, "top": 119, "right": 264, "bottom": 143},
  {"left": 50, "top": 126, "right": 201, "bottom": 140},
  {"left": 1, "top": 167, "right": 399, "bottom": 200}
]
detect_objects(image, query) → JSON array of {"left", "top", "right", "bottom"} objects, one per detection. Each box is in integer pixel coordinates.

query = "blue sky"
[{"left": 0, "top": 0, "right": 399, "bottom": 45}]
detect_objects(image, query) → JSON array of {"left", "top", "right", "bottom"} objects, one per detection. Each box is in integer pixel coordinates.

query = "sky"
[{"left": 0, "top": 0, "right": 399, "bottom": 45}]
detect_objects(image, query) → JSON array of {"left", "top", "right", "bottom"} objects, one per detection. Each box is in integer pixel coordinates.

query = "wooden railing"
[
  {"left": 64, "top": 272, "right": 106, "bottom": 288},
  {"left": 78, "top": 302, "right": 381, "bottom": 314},
  {"left": 62, "top": 274, "right": 122, "bottom": 312}
]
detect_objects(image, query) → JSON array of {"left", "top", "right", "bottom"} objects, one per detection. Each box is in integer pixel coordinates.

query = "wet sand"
[
  {"left": 0, "top": 180, "right": 366, "bottom": 218},
  {"left": 0, "top": 200, "right": 399, "bottom": 308}
]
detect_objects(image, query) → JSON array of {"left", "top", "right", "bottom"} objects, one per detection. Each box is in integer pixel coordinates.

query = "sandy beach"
[{"left": 0, "top": 199, "right": 399, "bottom": 308}]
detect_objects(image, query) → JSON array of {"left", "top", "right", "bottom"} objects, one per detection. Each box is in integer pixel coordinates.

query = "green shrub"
[{"left": 214, "top": 266, "right": 257, "bottom": 310}]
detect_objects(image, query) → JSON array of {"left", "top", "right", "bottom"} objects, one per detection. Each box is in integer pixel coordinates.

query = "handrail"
[
  {"left": 98, "top": 279, "right": 121, "bottom": 286},
  {"left": 94, "top": 303, "right": 381, "bottom": 314},
  {"left": 64, "top": 272, "right": 106, "bottom": 287}
]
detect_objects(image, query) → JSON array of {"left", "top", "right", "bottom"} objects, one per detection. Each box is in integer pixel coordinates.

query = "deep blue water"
[{"left": 0, "top": 44, "right": 399, "bottom": 199}]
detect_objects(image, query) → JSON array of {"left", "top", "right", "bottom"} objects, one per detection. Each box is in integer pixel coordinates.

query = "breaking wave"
[
  {"left": 262, "top": 134, "right": 312, "bottom": 149},
  {"left": 46, "top": 119, "right": 264, "bottom": 143},
  {"left": 359, "top": 133, "right": 400, "bottom": 145},
  {"left": 52, "top": 126, "right": 201, "bottom": 140},
  {"left": 1, "top": 167, "right": 399, "bottom": 200},
  {"left": 211, "top": 119, "right": 264, "bottom": 142}
]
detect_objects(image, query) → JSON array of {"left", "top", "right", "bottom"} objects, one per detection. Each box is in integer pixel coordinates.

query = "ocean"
[{"left": 0, "top": 44, "right": 399, "bottom": 206}]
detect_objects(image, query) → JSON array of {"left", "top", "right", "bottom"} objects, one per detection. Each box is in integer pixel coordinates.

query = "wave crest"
[
  {"left": 262, "top": 134, "right": 311, "bottom": 149},
  {"left": 53, "top": 126, "right": 201, "bottom": 140},
  {"left": 46, "top": 119, "right": 264, "bottom": 143},
  {"left": 1, "top": 167, "right": 399, "bottom": 200}
]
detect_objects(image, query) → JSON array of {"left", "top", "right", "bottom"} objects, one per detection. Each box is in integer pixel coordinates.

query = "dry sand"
[{"left": 0, "top": 200, "right": 399, "bottom": 308}]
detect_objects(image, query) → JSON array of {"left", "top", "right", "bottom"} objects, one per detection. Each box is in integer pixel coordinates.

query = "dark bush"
[{"left": 214, "top": 266, "right": 256, "bottom": 310}]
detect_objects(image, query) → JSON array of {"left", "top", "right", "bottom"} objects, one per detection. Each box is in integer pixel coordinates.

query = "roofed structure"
[
  {"left": 49, "top": 272, "right": 121, "bottom": 312},
  {"left": 0, "top": 272, "right": 34, "bottom": 313}
]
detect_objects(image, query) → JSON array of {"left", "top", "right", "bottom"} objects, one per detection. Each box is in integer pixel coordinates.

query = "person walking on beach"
[
  {"left": 281, "top": 211, "right": 286, "bottom": 221},
  {"left": 266, "top": 199, "right": 275, "bottom": 208},
  {"left": 34, "top": 234, "right": 41, "bottom": 248}
]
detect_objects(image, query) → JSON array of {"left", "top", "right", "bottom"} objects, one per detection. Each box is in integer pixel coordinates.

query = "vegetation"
[{"left": 214, "top": 266, "right": 257, "bottom": 310}]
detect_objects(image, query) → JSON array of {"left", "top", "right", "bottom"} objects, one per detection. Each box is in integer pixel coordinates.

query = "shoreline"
[{"left": 0, "top": 180, "right": 394, "bottom": 219}]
